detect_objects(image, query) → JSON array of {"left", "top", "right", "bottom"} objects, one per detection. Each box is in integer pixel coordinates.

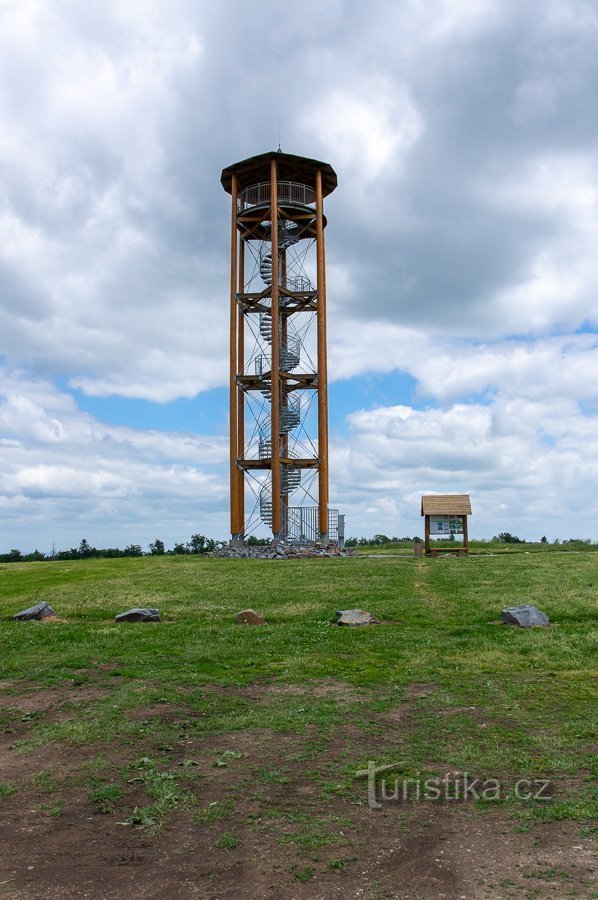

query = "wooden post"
[
  {"left": 315, "top": 167, "right": 329, "bottom": 542},
  {"left": 281, "top": 247, "right": 289, "bottom": 528},
  {"left": 424, "top": 515, "right": 430, "bottom": 557},
  {"left": 229, "top": 174, "right": 240, "bottom": 540},
  {"left": 270, "top": 159, "right": 282, "bottom": 539},
  {"left": 462, "top": 514, "right": 469, "bottom": 555},
  {"left": 236, "top": 237, "right": 245, "bottom": 536}
]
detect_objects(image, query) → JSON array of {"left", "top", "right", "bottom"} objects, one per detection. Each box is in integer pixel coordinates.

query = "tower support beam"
[
  {"left": 229, "top": 173, "right": 242, "bottom": 541},
  {"left": 270, "top": 158, "right": 282, "bottom": 539},
  {"left": 315, "top": 167, "right": 329, "bottom": 542}
]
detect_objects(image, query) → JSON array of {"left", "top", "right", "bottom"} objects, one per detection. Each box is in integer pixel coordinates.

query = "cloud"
[
  {"left": 0, "top": 0, "right": 596, "bottom": 545},
  {"left": 331, "top": 396, "right": 598, "bottom": 540},
  {"left": 0, "top": 370, "right": 227, "bottom": 551}
]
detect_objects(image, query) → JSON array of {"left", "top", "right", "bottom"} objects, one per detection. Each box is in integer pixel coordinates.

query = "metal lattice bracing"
[{"left": 221, "top": 151, "right": 338, "bottom": 542}]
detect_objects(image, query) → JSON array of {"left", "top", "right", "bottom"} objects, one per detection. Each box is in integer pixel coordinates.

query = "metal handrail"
[{"left": 239, "top": 181, "right": 316, "bottom": 210}]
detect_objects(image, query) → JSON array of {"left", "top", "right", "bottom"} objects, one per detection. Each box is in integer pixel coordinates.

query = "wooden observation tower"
[{"left": 221, "top": 151, "right": 338, "bottom": 544}]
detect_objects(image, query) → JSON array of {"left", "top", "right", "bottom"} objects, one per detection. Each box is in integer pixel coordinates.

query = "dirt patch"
[
  {"left": 0, "top": 678, "right": 594, "bottom": 899},
  {"left": 383, "top": 683, "right": 438, "bottom": 723},
  {"left": 229, "top": 679, "right": 369, "bottom": 703}
]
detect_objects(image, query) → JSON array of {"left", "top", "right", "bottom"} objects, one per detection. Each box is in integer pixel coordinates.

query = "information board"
[{"left": 430, "top": 515, "right": 463, "bottom": 535}]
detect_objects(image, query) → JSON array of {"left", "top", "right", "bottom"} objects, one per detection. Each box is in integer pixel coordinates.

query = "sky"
[{"left": 1, "top": 0, "right": 597, "bottom": 552}]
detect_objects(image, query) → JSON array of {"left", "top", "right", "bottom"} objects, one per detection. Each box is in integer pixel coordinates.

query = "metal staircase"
[{"left": 255, "top": 222, "right": 310, "bottom": 532}]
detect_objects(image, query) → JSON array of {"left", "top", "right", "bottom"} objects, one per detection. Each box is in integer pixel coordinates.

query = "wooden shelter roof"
[
  {"left": 221, "top": 150, "right": 338, "bottom": 196},
  {"left": 421, "top": 494, "right": 472, "bottom": 516}
]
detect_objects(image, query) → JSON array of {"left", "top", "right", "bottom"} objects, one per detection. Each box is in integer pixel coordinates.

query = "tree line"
[{"left": 0, "top": 535, "right": 225, "bottom": 563}]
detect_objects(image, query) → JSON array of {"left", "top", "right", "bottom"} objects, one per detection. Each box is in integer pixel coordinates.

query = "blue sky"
[{"left": 0, "top": 0, "right": 597, "bottom": 552}]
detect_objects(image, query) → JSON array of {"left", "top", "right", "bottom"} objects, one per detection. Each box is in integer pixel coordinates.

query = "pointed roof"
[
  {"left": 221, "top": 150, "right": 337, "bottom": 196},
  {"left": 421, "top": 494, "right": 472, "bottom": 516}
]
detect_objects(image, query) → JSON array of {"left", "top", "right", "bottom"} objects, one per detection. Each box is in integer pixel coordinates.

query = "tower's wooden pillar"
[
  {"left": 229, "top": 173, "right": 242, "bottom": 541},
  {"left": 315, "top": 168, "right": 329, "bottom": 542},
  {"left": 270, "top": 159, "right": 282, "bottom": 539}
]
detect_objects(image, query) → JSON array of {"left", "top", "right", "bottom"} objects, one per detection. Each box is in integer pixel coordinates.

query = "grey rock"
[
  {"left": 501, "top": 605, "right": 549, "bottom": 627},
  {"left": 236, "top": 609, "right": 266, "bottom": 625},
  {"left": 335, "top": 609, "right": 381, "bottom": 626},
  {"left": 115, "top": 608, "right": 160, "bottom": 623},
  {"left": 13, "top": 602, "right": 57, "bottom": 621},
  {"left": 209, "top": 543, "right": 358, "bottom": 560}
]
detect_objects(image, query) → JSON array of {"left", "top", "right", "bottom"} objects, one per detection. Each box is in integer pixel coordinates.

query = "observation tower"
[{"left": 221, "top": 150, "right": 338, "bottom": 544}]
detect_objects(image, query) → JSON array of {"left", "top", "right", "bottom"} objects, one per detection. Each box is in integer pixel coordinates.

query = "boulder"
[
  {"left": 13, "top": 602, "right": 57, "bottom": 621},
  {"left": 335, "top": 609, "right": 380, "bottom": 626},
  {"left": 501, "top": 605, "right": 549, "bottom": 627},
  {"left": 236, "top": 609, "right": 266, "bottom": 625},
  {"left": 115, "top": 608, "right": 160, "bottom": 623}
]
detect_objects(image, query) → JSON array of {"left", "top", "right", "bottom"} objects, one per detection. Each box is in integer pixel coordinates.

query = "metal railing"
[
  {"left": 239, "top": 181, "right": 316, "bottom": 210},
  {"left": 285, "top": 507, "right": 339, "bottom": 543}
]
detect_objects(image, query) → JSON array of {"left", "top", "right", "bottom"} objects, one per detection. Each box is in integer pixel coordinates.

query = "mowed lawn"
[{"left": 0, "top": 553, "right": 596, "bottom": 899}]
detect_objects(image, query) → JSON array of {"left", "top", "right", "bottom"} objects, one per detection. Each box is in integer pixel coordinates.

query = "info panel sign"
[{"left": 430, "top": 515, "right": 463, "bottom": 535}]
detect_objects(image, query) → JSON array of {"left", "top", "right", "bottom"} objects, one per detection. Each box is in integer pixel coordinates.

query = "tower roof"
[{"left": 221, "top": 150, "right": 337, "bottom": 196}]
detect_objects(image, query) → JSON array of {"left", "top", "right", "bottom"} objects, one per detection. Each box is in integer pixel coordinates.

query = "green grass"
[{"left": 0, "top": 551, "right": 596, "bottom": 840}]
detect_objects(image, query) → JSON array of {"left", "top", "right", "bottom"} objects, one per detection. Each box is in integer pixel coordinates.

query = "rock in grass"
[
  {"left": 335, "top": 609, "right": 380, "bottom": 626},
  {"left": 235, "top": 609, "right": 266, "bottom": 625},
  {"left": 115, "top": 608, "right": 160, "bottom": 623},
  {"left": 501, "top": 605, "right": 549, "bottom": 627},
  {"left": 13, "top": 602, "right": 57, "bottom": 621}
]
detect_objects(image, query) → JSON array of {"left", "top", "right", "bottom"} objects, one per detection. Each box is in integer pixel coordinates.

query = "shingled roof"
[{"left": 421, "top": 494, "right": 472, "bottom": 516}]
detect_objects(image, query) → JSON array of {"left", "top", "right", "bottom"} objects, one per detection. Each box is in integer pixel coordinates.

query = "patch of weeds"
[
  {"left": 90, "top": 783, "right": 123, "bottom": 813},
  {"left": 213, "top": 749, "right": 242, "bottom": 768},
  {"left": 279, "top": 819, "right": 341, "bottom": 850},
  {"left": 524, "top": 867, "right": 572, "bottom": 881},
  {"left": 129, "top": 755, "right": 155, "bottom": 771},
  {"left": 291, "top": 865, "right": 315, "bottom": 883},
  {"left": 120, "top": 806, "right": 156, "bottom": 828},
  {"left": 31, "top": 769, "right": 59, "bottom": 793},
  {"left": 253, "top": 767, "right": 290, "bottom": 785},
  {"left": 328, "top": 855, "right": 357, "bottom": 871},
  {"left": 0, "top": 782, "right": 18, "bottom": 799},
  {"left": 193, "top": 797, "right": 236, "bottom": 824},
  {"left": 216, "top": 831, "right": 239, "bottom": 850},
  {"left": 40, "top": 799, "right": 63, "bottom": 818}
]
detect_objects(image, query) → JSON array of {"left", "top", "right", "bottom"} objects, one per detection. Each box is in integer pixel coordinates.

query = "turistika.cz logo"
[{"left": 355, "top": 762, "right": 552, "bottom": 810}]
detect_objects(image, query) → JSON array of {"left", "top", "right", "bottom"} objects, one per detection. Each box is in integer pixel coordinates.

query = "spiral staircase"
[{"left": 256, "top": 223, "right": 306, "bottom": 529}]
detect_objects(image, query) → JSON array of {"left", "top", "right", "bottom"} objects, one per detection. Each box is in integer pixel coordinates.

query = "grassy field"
[{"left": 0, "top": 553, "right": 596, "bottom": 898}]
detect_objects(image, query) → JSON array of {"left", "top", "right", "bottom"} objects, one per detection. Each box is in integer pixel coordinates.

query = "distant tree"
[
  {"left": 188, "top": 534, "right": 207, "bottom": 554},
  {"left": 123, "top": 544, "right": 143, "bottom": 557},
  {"left": 172, "top": 542, "right": 188, "bottom": 555},
  {"left": 540, "top": 536, "right": 548, "bottom": 543},
  {"left": 79, "top": 538, "right": 95, "bottom": 558},
  {"left": 28, "top": 549, "right": 45, "bottom": 561},
  {"left": 246, "top": 536, "right": 269, "bottom": 546},
  {"left": 494, "top": 532, "right": 525, "bottom": 544},
  {"left": 148, "top": 539, "right": 165, "bottom": 555},
  {"left": 7, "top": 549, "right": 22, "bottom": 562}
]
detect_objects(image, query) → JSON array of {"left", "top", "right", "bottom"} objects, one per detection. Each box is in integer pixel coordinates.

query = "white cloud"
[
  {"left": 0, "top": 371, "right": 227, "bottom": 551},
  {"left": 331, "top": 396, "right": 598, "bottom": 540},
  {"left": 0, "top": 0, "right": 596, "bottom": 546}
]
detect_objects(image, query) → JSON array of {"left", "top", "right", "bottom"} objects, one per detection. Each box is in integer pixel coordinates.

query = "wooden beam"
[
  {"left": 315, "top": 167, "right": 329, "bottom": 540},
  {"left": 236, "top": 237, "right": 245, "bottom": 535},
  {"left": 229, "top": 173, "right": 240, "bottom": 538},
  {"left": 239, "top": 457, "right": 318, "bottom": 470},
  {"left": 270, "top": 158, "right": 282, "bottom": 538}
]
